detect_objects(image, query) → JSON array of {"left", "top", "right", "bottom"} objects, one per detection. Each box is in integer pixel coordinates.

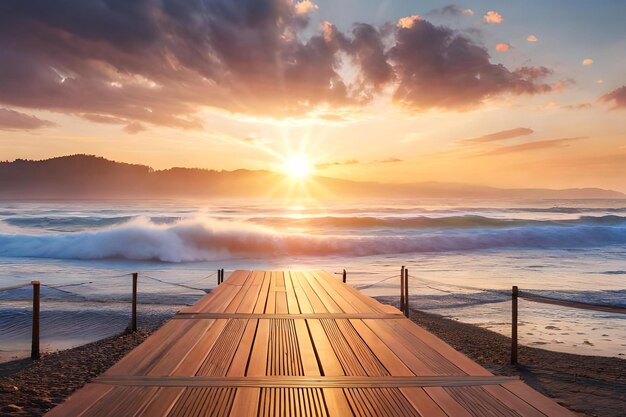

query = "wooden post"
[
  {"left": 221, "top": 269, "right": 224, "bottom": 284},
  {"left": 404, "top": 268, "right": 409, "bottom": 317},
  {"left": 342, "top": 269, "right": 346, "bottom": 283},
  {"left": 400, "top": 266, "right": 405, "bottom": 313},
  {"left": 217, "top": 269, "right": 221, "bottom": 285},
  {"left": 131, "top": 272, "right": 138, "bottom": 332},
  {"left": 31, "top": 281, "right": 40, "bottom": 360},
  {"left": 511, "top": 285, "right": 518, "bottom": 365}
]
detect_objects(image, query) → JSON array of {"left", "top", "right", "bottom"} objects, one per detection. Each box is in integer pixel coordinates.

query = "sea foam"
[{"left": 1, "top": 216, "right": 625, "bottom": 262}]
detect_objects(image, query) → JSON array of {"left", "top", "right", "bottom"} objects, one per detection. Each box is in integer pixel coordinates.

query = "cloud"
[
  {"left": 427, "top": 5, "right": 474, "bottom": 17},
  {"left": 373, "top": 157, "right": 403, "bottom": 163},
  {"left": 477, "top": 137, "right": 585, "bottom": 157},
  {"left": 527, "top": 35, "right": 538, "bottom": 42},
  {"left": 389, "top": 20, "right": 553, "bottom": 110},
  {"left": 123, "top": 122, "right": 147, "bottom": 135},
  {"left": 0, "top": 0, "right": 555, "bottom": 126},
  {"left": 562, "top": 103, "right": 592, "bottom": 110},
  {"left": 463, "top": 128, "right": 534, "bottom": 144},
  {"left": 0, "top": 108, "right": 55, "bottom": 130},
  {"left": 495, "top": 43, "right": 511, "bottom": 52},
  {"left": 600, "top": 86, "right": 626, "bottom": 109},
  {"left": 80, "top": 114, "right": 127, "bottom": 125},
  {"left": 316, "top": 159, "right": 359, "bottom": 169},
  {"left": 483, "top": 11, "right": 503, "bottom": 24},
  {"left": 294, "top": 0, "right": 318, "bottom": 15},
  {"left": 582, "top": 58, "right": 594, "bottom": 66},
  {"left": 397, "top": 15, "right": 422, "bottom": 29}
]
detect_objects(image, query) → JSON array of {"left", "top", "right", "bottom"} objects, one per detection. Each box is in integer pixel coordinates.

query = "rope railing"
[
  {"left": 518, "top": 291, "right": 626, "bottom": 315},
  {"left": 0, "top": 282, "right": 32, "bottom": 292},
  {"left": 353, "top": 274, "right": 400, "bottom": 291},
  {"left": 0, "top": 268, "right": 224, "bottom": 361},
  {"left": 141, "top": 274, "right": 211, "bottom": 293}
]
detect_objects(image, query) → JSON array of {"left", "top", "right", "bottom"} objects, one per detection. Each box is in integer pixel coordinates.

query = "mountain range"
[{"left": 0, "top": 155, "right": 623, "bottom": 200}]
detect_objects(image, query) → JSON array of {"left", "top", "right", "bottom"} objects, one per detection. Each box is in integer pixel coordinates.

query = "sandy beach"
[{"left": 0, "top": 305, "right": 623, "bottom": 417}]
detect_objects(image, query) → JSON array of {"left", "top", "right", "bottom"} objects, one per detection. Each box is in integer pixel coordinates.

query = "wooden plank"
[
  {"left": 314, "top": 271, "right": 382, "bottom": 314},
  {"left": 173, "top": 313, "right": 405, "bottom": 320},
  {"left": 105, "top": 319, "right": 198, "bottom": 376},
  {"left": 483, "top": 385, "right": 547, "bottom": 417},
  {"left": 296, "top": 271, "right": 328, "bottom": 313},
  {"left": 95, "top": 375, "right": 517, "bottom": 388},
  {"left": 228, "top": 388, "right": 259, "bottom": 417},
  {"left": 253, "top": 271, "right": 272, "bottom": 314},
  {"left": 349, "top": 319, "right": 413, "bottom": 377},
  {"left": 227, "top": 319, "right": 258, "bottom": 376},
  {"left": 136, "top": 387, "right": 185, "bottom": 417},
  {"left": 362, "top": 319, "right": 435, "bottom": 376},
  {"left": 502, "top": 381, "right": 577, "bottom": 417},
  {"left": 172, "top": 320, "right": 228, "bottom": 376},
  {"left": 424, "top": 386, "right": 474, "bottom": 417},
  {"left": 306, "top": 319, "right": 344, "bottom": 377},
  {"left": 303, "top": 271, "right": 343, "bottom": 313},
  {"left": 391, "top": 318, "right": 492, "bottom": 376},
  {"left": 44, "top": 384, "right": 114, "bottom": 417},
  {"left": 399, "top": 387, "right": 448, "bottom": 417},
  {"left": 147, "top": 319, "right": 215, "bottom": 376},
  {"left": 323, "top": 388, "right": 353, "bottom": 417},
  {"left": 284, "top": 271, "right": 301, "bottom": 314},
  {"left": 316, "top": 270, "right": 385, "bottom": 313}
]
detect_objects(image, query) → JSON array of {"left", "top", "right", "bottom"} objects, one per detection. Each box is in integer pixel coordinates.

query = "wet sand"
[{"left": 0, "top": 307, "right": 624, "bottom": 417}]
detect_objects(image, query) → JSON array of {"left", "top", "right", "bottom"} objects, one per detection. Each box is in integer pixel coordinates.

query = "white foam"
[{"left": 1, "top": 216, "right": 625, "bottom": 262}]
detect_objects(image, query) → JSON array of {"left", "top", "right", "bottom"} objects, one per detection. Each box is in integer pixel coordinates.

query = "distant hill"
[{"left": 0, "top": 155, "right": 623, "bottom": 200}]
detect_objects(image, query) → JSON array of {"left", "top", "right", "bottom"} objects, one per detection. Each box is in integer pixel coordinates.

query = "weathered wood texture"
[{"left": 45, "top": 270, "right": 575, "bottom": 417}]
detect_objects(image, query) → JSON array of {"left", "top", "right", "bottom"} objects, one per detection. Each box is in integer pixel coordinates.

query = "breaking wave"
[{"left": 0, "top": 216, "right": 625, "bottom": 262}]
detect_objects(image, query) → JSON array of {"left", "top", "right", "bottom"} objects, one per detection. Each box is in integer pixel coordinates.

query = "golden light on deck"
[{"left": 282, "top": 154, "right": 312, "bottom": 180}]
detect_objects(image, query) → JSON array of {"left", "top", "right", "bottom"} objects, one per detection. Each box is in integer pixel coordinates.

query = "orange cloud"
[
  {"left": 462, "top": 128, "right": 534, "bottom": 144},
  {"left": 600, "top": 86, "right": 626, "bottom": 109},
  {"left": 294, "top": 0, "right": 318, "bottom": 15},
  {"left": 582, "top": 58, "right": 594, "bottom": 66},
  {"left": 496, "top": 43, "right": 511, "bottom": 52},
  {"left": 527, "top": 35, "right": 538, "bottom": 42},
  {"left": 477, "top": 137, "right": 585, "bottom": 157},
  {"left": 397, "top": 15, "right": 422, "bottom": 29},
  {"left": 463, "top": 9, "right": 474, "bottom": 16},
  {"left": 0, "top": 108, "right": 55, "bottom": 130},
  {"left": 483, "top": 11, "right": 503, "bottom": 24},
  {"left": 123, "top": 122, "right": 147, "bottom": 135}
]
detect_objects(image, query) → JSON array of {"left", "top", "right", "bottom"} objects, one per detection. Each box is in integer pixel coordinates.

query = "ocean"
[{"left": 1, "top": 199, "right": 625, "bottom": 361}]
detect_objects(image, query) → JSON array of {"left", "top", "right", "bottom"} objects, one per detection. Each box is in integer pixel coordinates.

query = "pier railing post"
[
  {"left": 31, "top": 281, "right": 40, "bottom": 360},
  {"left": 511, "top": 285, "right": 518, "bottom": 365},
  {"left": 400, "top": 266, "right": 405, "bottom": 313},
  {"left": 342, "top": 269, "right": 346, "bottom": 283},
  {"left": 131, "top": 272, "right": 138, "bottom": 332},
  {"left": 221, "top": 269, "right": 224, "bottom": 284},
  {"left": 404, "top": 268, "right": 409, "bottom": 317},
  {"left": 217, "top": 269, "right": 221, "bottom": 285}
]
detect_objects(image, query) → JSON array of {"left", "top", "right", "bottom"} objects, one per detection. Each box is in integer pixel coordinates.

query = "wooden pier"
[{"left": 45, "top": 270, "right": 575, "bottom": 417}]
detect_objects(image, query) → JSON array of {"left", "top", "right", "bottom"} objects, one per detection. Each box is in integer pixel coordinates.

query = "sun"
[{"left": 283, "top": 154, "right": 312, "bottom": 180}]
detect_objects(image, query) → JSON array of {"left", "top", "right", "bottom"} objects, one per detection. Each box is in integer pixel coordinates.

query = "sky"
[{"left": 1, "top": 0, "right": 625, "bottom": 191}]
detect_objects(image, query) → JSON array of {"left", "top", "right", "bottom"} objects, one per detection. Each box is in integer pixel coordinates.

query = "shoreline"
[{"left": 1, "top": 307, "right": 624, "bottom": 417}]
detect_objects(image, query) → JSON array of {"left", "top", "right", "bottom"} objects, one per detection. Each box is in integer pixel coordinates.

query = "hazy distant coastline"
[{"left": 1, "top": 155, "right": 623, "bottom": 200}]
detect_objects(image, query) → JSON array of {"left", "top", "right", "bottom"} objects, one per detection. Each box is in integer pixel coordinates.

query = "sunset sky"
[{"left": 1, "top": 0, "right": 625, "bottom": 191}]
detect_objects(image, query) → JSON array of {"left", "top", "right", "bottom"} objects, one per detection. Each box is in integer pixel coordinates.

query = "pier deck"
[{"left": 45, "top": 270, "right": 575, "bottom": 416}]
